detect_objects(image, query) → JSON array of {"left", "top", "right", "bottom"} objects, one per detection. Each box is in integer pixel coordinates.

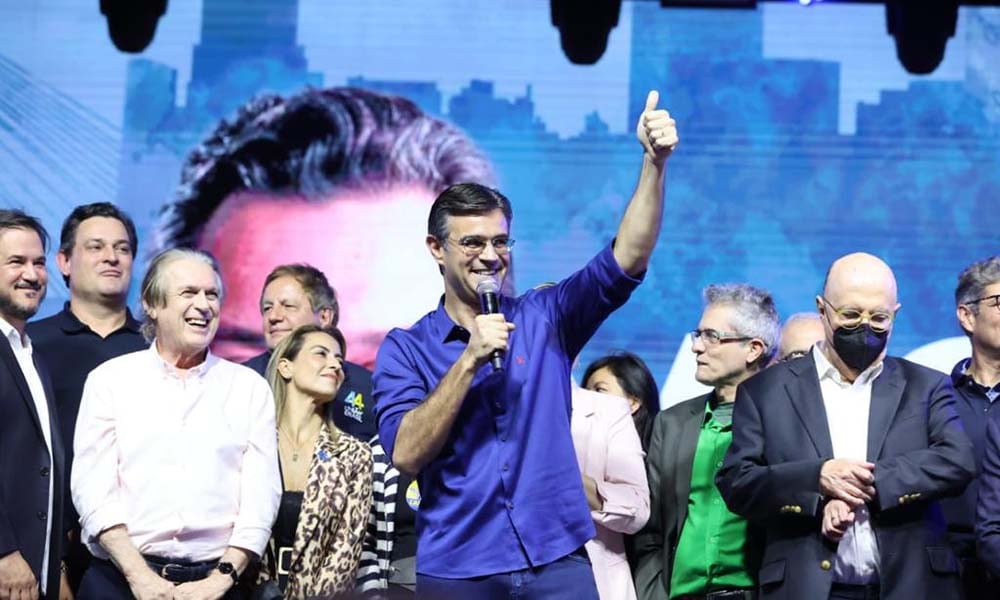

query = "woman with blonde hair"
[{"left": 256, "top": 324, "right": 372, "bottom": 598}]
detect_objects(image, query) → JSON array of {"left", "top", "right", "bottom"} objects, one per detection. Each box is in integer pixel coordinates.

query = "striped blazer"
[{"left": 356, "top": 436, "right": 400, "bottom": 597}]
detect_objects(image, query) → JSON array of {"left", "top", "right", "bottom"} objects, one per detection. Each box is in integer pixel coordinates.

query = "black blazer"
[
  {"left": 0, "top": 333, "right": 65, "bottom": 599},
  {"left": 633, "top": 393, "right": 763, "bottom": 600},
  {"left": 716, "top": 354, "right": 975, "bottom": 600}
]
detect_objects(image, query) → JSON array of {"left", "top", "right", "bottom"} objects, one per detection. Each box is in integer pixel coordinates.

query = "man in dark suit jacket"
[
  {"left": 717, "top": 253, "right": 975, "bottom": 600},
  {"left": 0, "top": 209, "right": 65, "bottom": 599},
  {"left": 633, "top": 284, "right": 778, "bottom": 600}
]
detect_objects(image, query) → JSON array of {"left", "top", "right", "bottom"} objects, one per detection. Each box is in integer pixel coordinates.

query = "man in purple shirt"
[{"left": 373, "top": 91, "right": 678, "bottom": 599}]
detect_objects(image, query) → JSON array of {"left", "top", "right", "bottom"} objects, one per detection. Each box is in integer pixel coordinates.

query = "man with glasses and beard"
[{"left": 717, "top": 252, "right": 975, "bottom": 600}]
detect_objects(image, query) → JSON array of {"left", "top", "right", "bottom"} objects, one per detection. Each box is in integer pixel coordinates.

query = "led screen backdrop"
[{"left": 1, "top": 1, "right": 998, "bottom": 403}]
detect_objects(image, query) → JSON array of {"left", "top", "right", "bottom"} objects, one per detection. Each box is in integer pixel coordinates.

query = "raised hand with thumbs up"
[
  {"left": 612, "top": 89, "right": 678, "bottom": 276},
  {"left": 636, "top": 90, "right": 678, "bottom": 165}
]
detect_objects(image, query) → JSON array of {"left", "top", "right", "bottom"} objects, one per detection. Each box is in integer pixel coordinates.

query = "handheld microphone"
[{"left": 476, "top": 277, "right": 504, "bottom": 371}]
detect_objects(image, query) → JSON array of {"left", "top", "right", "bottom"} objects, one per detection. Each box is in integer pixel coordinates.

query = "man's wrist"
[
  {"left": 459, "top": 348, "right": 483, "bottom": 371},
  {"left": 209, "top": 569, "right": 236, "bottom": 590}
]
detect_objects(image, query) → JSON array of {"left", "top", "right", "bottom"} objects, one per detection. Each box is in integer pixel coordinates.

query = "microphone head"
[{"left": 476, "top": 276, "right": 499, "bottom": 296}]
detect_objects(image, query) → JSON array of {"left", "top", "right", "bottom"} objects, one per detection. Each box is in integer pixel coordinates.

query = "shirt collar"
[
  {"left": 148, "top": 340, "right": 216, "bottom": 379},
  {"left": 952, "top": 357, "right": 1000, "bottom": 398},
  {"left": 430, "top": 296, "right": 473, "bottom": 344},
  {"left": 812, "top": 341, "right": 883, "bottom": 387},
  {"left": 0, "top": 315, "right": 30, "bottom": 350},
  {"left": 57, "top": 302, "right": 143, "bottom": 335}
]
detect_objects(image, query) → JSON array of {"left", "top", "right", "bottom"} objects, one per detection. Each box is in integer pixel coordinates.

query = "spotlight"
[
  {"left": 100, "top": 0, "right": 168, "bottom": 53},
  {"left": 886, "top": 0, "right": 958, "bottom": 75},
  {"left": 551, "top": 0, "right": 622, "bottom": 65}
]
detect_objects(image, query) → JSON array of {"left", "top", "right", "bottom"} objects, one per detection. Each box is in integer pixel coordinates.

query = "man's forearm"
[
  {"left": 98, "top": 525, "right": 153, "bottom": 582},
  {"left": 392, "top": 350, "right": 479, "bottom": 474},
  {"left": 614, "top": 155, "right": 666, "bottom": 276}
]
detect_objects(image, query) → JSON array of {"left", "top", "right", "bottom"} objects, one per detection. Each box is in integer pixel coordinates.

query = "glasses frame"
[
  {"left": 444, "top": 235, "right": 516, "bottom": 257},
  {"left": 819, "top": 296, "right": 895, "bottom": 333},
  {"left": 689, "top": 328, "right": 753, "bottom": 346},
  {"left": 966, "top": 294, "right": 1000, "bottom": 311}
]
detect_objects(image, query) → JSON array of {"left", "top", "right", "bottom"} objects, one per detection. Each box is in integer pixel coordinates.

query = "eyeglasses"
[
  {"left": 820, "top": 296, "right": 895, "bottom": 333},
  {"left": 689, "top": 328, "right": 752, "bottom": 346},
  {"left": 445, "top": 236, "right": 516, "bottom": 257},
  {"left": 966, "top": 294, "right": 1000, "bottom": 311}
]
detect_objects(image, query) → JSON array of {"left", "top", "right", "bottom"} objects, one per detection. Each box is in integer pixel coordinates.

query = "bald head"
[
  {"left": 823, "top": 253, "right": 898, "bottom": 307},
  {"left": 775, "top": 312, "right": 825, "bottom": 363},
  {"left": 817, "top": 253, "right": 901, "bottom": 366}
]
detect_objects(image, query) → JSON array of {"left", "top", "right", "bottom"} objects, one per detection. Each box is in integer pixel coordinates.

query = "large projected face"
[{"left": 199, "top": 184, "right": 444, "bottom": 368}]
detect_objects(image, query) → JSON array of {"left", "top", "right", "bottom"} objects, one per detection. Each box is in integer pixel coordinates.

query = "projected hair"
[{"left": 154, "top": 87, "right": 495, "bottom": 254}]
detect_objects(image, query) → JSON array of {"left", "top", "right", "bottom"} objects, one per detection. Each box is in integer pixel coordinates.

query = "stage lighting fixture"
[
  {"left": 886, "top": 0, "right": 958, "bottom": 74},
  {"left": 551, "top": 0, "right": 622, "bottom": 65},
  {"left": 100, "top": 0, "right": 168, "bottom": 53}
]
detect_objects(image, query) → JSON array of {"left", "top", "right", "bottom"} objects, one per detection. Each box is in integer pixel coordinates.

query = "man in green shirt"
[{"left": 633, "top": 284, "right": 779, "bottom": 600}]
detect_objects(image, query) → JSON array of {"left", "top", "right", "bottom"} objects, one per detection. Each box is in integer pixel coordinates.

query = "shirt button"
[
  {"left": 40, "top": 466, "right": 50, "bottom": 477},
  {"left": 502, "top": 463, "right": 509, "bottom": 472},
  {"left": 37, "top": 511, "right": 47, "bottom": 521},
  {"left": 507, "top": 501, "right": 514, "bottom": 510},
  {"left": 820, "top": 560, "right": 832, "bottom": 571},
  {"left": 500, "top": 436, "right": 507, "bottom": 442},
  {"left": 495, "top": 402, "right": 502, "bottom": 409}
]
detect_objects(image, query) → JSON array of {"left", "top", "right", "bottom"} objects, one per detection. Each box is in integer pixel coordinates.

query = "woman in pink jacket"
[{"left": 571, "top": 386, "right": 651, "bottom": 600}]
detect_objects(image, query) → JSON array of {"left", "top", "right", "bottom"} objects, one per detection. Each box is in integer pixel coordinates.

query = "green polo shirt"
[{"left": 670, "top": 401, "right": 756, "bottom": 597}]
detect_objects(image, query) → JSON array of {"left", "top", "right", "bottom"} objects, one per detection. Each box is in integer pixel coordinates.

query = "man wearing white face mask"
[
  {"left": 717, "top": 252, "right": 975, "bottom": 600},
  {"left": 71, "top": 248, "right": 281, "bottom": 600}
]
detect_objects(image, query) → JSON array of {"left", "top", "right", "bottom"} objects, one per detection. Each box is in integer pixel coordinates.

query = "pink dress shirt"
[{"left": 71, "top": 345, "right": 281, "bottom": 561}]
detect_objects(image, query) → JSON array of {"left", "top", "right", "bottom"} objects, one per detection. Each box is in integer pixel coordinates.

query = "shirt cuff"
[
  {"left": 228, "top": 526, "right": 272, "bottom": 558},
  {"left": 593, "top": 479, "right": 639, "bottom": 519},
  {"left": 80, "top": 501, "right": 126, "bottom": 544}
]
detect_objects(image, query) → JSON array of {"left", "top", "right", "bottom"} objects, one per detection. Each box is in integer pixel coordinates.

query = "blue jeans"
[{"left": 416, "top": 548, "right": 599, "bottom": 600}]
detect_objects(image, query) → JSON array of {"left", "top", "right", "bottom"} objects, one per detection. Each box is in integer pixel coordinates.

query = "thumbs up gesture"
[{"left": 636, "top": 90, "right": 678, "bottom": 164}]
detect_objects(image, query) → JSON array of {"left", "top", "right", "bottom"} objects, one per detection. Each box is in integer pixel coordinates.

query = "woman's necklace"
[{"left": 278, "top": 424, "right": 320, "bottom": 462}]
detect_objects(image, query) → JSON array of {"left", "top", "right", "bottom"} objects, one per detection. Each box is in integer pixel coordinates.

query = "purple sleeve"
[
  {"left": 373, "top": 330, "right": 429, "bottom": 462},
  {"left": 534, "top": 242, "right": 644, "bottom": 359}
]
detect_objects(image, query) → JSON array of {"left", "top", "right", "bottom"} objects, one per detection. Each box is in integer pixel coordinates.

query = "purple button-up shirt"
[{"left": 374, "top": 243, "right": 643, "bottom": 578}]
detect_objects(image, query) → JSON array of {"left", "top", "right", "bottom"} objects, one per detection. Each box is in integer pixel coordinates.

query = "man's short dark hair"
[
  {"left": 155, "top": 87, "right": 495, "bottom": 254},
  {"left": 58, "top": 202, "right": 139, "bottom": 285},
  {"left": 0, "top": 209, "right": 49, "bottom": 252},
  {"left": 261, "top": 264, "right": 339, "bottom": 327},
  {"left": 427, "top": 183, "right": 513, "bottom": 241}
]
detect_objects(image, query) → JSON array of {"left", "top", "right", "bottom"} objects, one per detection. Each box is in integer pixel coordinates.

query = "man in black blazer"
[
  {"left": 633, "top": 284, "right": 778, "bottom": 600},
  {"left": 717, "top": 253, "right": 975, "bottom": 600},
  {"left": 0, "top": 209, "right": 65, "bottom": 599}
]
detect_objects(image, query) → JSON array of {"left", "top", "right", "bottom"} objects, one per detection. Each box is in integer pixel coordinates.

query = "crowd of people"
[{"left": 1, "top": 90, "right": 998, "bottom": 600}]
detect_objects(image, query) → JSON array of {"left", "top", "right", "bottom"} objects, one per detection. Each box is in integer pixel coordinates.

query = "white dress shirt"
[
  {"left": 71, "top": 344, "right": 281, "bottom": 561},
  {"left": 0, "top": 317, "right": 54, "bottom": 593},
  {"left": 813, "top": 343, "right": 882, "bottom": 584}
]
